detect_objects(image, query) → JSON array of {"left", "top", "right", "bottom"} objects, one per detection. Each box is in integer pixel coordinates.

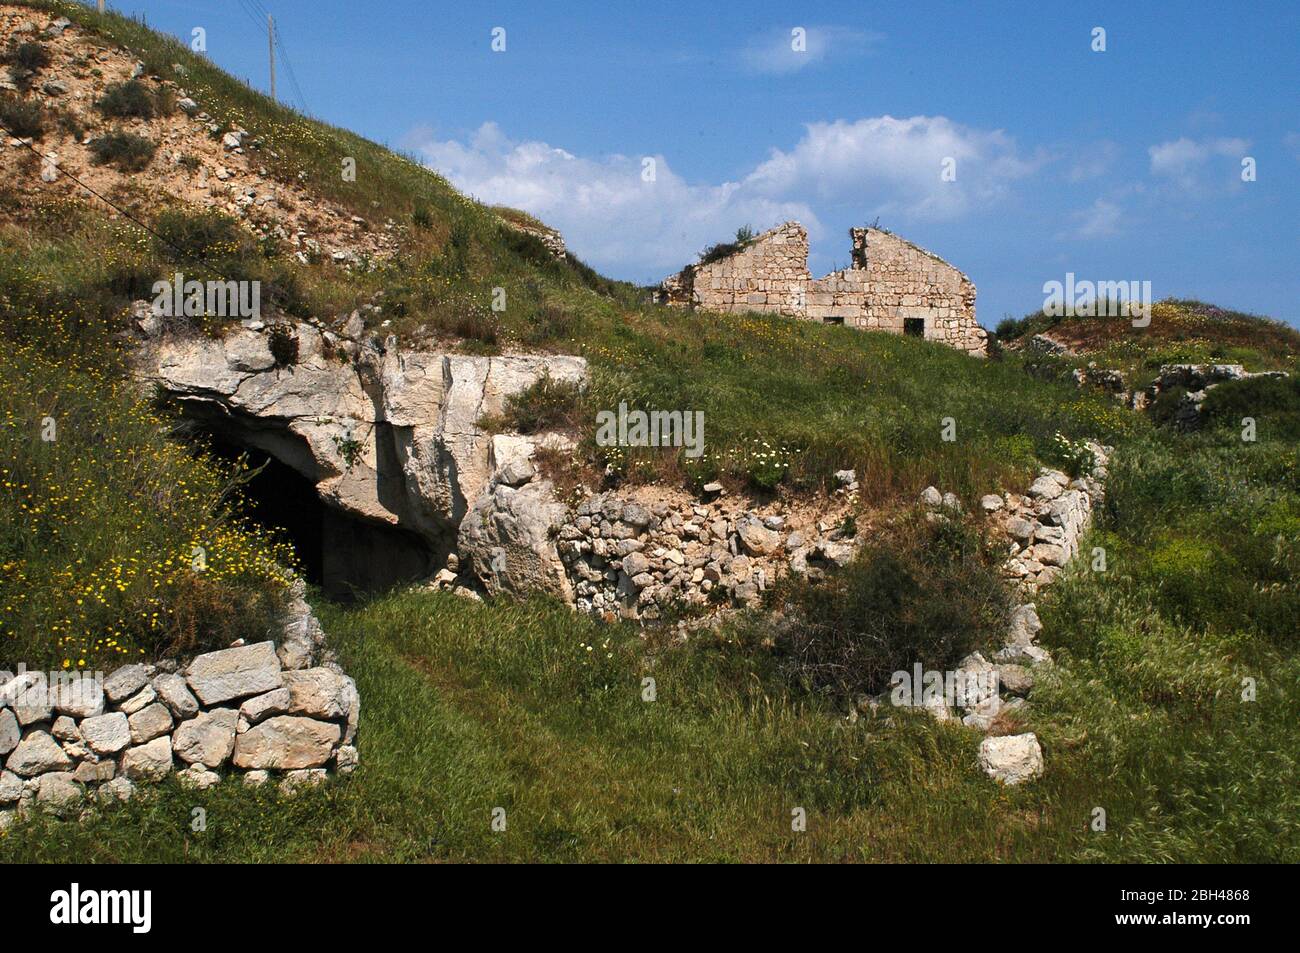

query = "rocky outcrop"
[
  {"left": 132, "top": 316, "right": 587, "bottom": 589},
  {"left": 0, "top": 582, "right": 356, "bottom": 825}
]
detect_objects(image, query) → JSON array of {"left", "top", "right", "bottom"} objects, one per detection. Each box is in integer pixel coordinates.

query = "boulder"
[
  {"left": 1006, "top": 604, "right": 1043, "bottom": 646},
  {"left": 978, "top": 733, "right": 1044, "bottom": 785},
  {"left": 0, "top": 769, "right": 23, "bottom": 805},
  {"left": 232, "top": 716, "right": 341, "bottom": 770},
  {"left": 36, "top": 772, "right": 82, "bottom": 814},
  {"left": 171, "top": 708, "right": 238, "bottom": 767},
  {"left": 185, "top": 641, "right": 283, "bottom": 705},
  {"left": 458, "top": 479, "right": 573, "bottom": 601}
]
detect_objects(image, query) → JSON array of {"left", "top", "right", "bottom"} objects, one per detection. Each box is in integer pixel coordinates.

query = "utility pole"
[
  {"left": 98, "top": 1, "right": 105, "bottom": 12},
  {"left": 268, "top": 14, "right": 276, "bottom": 102}
]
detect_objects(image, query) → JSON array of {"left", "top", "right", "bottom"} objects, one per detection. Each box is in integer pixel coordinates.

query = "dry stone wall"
[
  {"left": 0, "top": 581, "right": 357, "bottom": 826},
  {"left": 657, "top": 222, "right": 987, "bottom": 355}
]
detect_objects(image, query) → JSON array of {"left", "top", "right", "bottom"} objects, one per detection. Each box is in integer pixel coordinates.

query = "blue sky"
[{"left": 114, "top": 1, "right": 1298, "bottom": 325}]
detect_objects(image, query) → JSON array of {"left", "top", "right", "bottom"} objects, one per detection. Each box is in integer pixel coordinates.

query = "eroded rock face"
[{"left": 132, "top": 321, "right": 587, "bottom": 571}]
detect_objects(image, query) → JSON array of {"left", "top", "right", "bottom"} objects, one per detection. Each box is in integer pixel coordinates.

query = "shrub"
[
  {"left": 0, "top": 94, "right": 46, "bottom": 139},
  {"left": 492, "top": 371, "right": 583, "bottom": 434},
  {"left": 89, "top": 129, "right": 156, "bottom": 171},
  {"left": 411, "top": 204, "right": 433, "bottom": 229},
  {"left": 1201, "top": 375, "right": 1300, "bottom": 440},
  {"left": 267, "top": 325, "right": 299, "bottom": 367},
  {"left": 776, "top": 516, "right": 1009, "bottom": 699},
  {"left": 95, "top": 79, "right": 157, "bottom": 119},
  {"left": 153, "top": 207, "right": 245, "bottom": 262}
]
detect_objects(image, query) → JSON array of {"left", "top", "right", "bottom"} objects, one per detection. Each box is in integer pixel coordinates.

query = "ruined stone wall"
[
  {"left": 658, "top": 222, "right": 987, "bottom": 355},
  {"left": 658, "top": 222, "right": 809, "bottom": 317}
]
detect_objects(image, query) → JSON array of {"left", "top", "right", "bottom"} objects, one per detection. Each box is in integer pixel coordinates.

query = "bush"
[
  {"left": 0, "top": 94, "right": 46, "bottom": 139},
  {"left": 153, "top": 207, "right": 246, "bottom": 262},
  {"left": 95, "top": 79, "right": 157, "bottom": 119},
  {"left": 1201, "top": 375, "right": 1300, "bottom": 440},
  {"left": 89, "top": 129, "right": 156, "bottom": 171},
  {"left": 5, "top": 41, "right": 51, "bottom": 83},
  {"left": 492, "top": 371, "right": 583, "bottom": 434},
  {"left": 776, "top": 516, "right": 1009, "bottom": 699},
  {"left": 267, "top": 325, "right": 299, "bottom": 367}
]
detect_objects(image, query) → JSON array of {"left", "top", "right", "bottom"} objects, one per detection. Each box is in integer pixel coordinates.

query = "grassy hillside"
[{"left": 1, "top": 2, "right": 1297, "bottom": 862}]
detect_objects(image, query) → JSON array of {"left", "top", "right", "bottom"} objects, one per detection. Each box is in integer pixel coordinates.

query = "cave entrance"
[{"left": 204, "top": 435, "right": 437, "bottom": 601}]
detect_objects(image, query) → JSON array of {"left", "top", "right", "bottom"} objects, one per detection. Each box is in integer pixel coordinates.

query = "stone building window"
[
  {"left": 824, "top": 315, "right": 844, "bottom": 325},
  {"left": 904, "top": 318, "right": 925, "bottom": 337}
]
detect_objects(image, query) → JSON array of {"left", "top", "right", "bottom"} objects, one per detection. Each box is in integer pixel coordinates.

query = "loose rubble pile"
[
  {"left": 556, "top": 473, "right": 862, "bottom": 621},
  {"left": 903, "top": 441, "right": 1112, "bottom": 784},
  {"left": 0, "top": 583, "right": 357, "bottom": 827}
]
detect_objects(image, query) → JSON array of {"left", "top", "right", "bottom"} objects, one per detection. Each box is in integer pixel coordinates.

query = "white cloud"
[
  {"left": 1062, "top": 198, "right": 1124, "bottom": 239},
  {"left": 409, "top": 115, "right": 1038, "bottom": 282},
  {"left": 739, "top": 25, "right": 881, "bottom": 75},
  {"left": 1148, "top": 136, "right": 1249, "bottom": 189}
]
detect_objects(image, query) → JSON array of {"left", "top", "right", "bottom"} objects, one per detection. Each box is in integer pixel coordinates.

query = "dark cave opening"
[{"left": 203, "top": 434, "right": 437, "bottom": 601}]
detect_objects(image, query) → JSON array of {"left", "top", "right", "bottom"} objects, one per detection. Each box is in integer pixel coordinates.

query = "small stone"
[
  {"left": 6, "top": 731, "right": 72, "bottom": 777},
  {"left": 242, "top": 769, "right": 270, "bottom": 787},
  {"left": 80, "top": 712, "right": 132, "bottom": 755},
  {"left": 103, "top": 664, "right": 148, "bottom": 703},
  {"left": 121, "top": 736, "right": 174, "bottom": 782},
  {"left": 176, "top": 764, "right": 221, "bottom": 790},
  {"left": 280, "top": 768, "right": 328, "bottom": 794},
  {"left": 171, "top": 708, "right": 238, "bottom": 767},
  {"left": 998, "top": 664, "right": 1035, "bottom": 697},
  {"left": 128, "top": 702, "right": 174, "bottom": 744},
  {"left": 239, "top": 687, "right": 291, "bottom": 725},
  {"left": 980, "top": 494, "right": 1004, "bottom": 512},
  {"left": 118, "top": 685, "right": 156, "bottom": 715},
  {"left": 978, "top": 733, "right": 1044, "bottom": 785},
  {"left": 919, "top": 486, "right": 942, "bottom": 508},
  {"left": 98, "top": 777, "right": 135, "bottom": 804},
  {"left": 51, "top": 715, "right": 81, "bottom": 742},
  {"left": 0, "top": 708, "right": 17, "bottom": 756},
  {"left": 152, "top": 673, "right": 199, "bottom": 718},
  {"left": 334, "top": 744, "right": 359, "bottom": 775}
]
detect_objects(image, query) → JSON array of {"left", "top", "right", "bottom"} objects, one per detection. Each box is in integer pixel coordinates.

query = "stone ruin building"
[{"left": 656, "top": 222, "right": 988, "bottom": 355}]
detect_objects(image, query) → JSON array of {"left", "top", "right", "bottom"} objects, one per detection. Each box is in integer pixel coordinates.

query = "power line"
[{"left": 0, "top": 122, "right": 240, "bottom": 286}]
